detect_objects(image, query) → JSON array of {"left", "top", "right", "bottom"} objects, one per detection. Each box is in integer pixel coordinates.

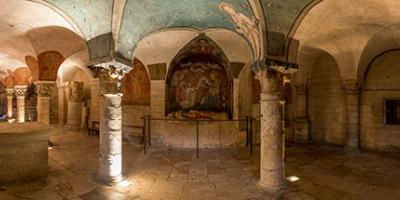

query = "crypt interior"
[{"left": 0, "top": 0, "right": 399, "bottom": 199}]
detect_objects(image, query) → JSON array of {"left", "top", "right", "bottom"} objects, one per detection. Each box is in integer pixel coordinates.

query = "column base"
[
  {"left": 95, "top": 174, "right": 123, "bottom": 186},
  {"left": 294, "top": 118, "right": 309, "bottom": 143},
  {"left": 257, "top": 180, "right": 288, "bottom": 194}
]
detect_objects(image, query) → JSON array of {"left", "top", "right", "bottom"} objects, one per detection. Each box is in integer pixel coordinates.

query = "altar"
[{"left": 0, "top": 122, "right": 55, "bottom": 183}]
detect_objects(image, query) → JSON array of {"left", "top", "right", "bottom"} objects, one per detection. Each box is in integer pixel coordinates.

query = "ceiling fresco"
[
  {"left": 261, "top": 0, "right": 320, "bottom": 56},
  {"left": 117, "top": 0, "right": 255, "bottom": 61},
  {"left": 44, "top": 0, "right": 113, "bottom": 40}
]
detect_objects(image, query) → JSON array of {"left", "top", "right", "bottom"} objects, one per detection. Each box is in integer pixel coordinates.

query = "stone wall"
[
  {"left": 361, "top": 50, "right": 400, "bottom": 151},
  {"left": 122, "top": 105, "right": 151, "bottom": 127},
  {"left": 308, "top": 53, "right": 346, "bottom": 145}
]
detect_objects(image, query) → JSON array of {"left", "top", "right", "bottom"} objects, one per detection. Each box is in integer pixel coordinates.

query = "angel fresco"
[{"left": 219, "top": 2, "right": 261, "bottom": 61}]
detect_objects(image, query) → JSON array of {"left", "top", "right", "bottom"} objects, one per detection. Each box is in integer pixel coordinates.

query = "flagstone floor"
[{"left": 0, "top": 130, "right": 399, "bottom": 200}]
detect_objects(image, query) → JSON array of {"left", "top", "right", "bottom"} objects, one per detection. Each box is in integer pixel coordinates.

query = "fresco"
[
  {"left": 45, "top": 0, "right": 113, "bottom": 40},
  {"left": 261, "top": 0, "right": 319, "bottom": 56},
  {"left": 25, "top": 56, "right": 39, "bottom": 82},
  {"left": 118, "top": 0, "right": 254, "bottom": 60},
  {"left": 167, "top": 62, "right": 231, "bottom": 120},
  {"left": 122, "top": 58, "right": 151, "bottom": 106},
  {"left": 220, "top": 2, "right": 261, "bottom": 61},
  {"left": 38, "top": 51, "right": 65, "bottom": 81}
]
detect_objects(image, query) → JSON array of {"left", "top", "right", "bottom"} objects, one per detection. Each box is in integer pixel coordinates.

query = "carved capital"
[
  {"left": 254, "top": 68, "right": 283, "bottom": 94},
  {"left": 5, "top": 88, "right": 14, "bottom": 97},
  {"left": 99, "top": 66, "right": 127, "bottom": 95},
  {"left": 68, "top": 81, "right": 84, "bottom": 102},
  {"left": 14, "top": 85, "right": 27, "bottom": 97},
  {"left": 35, "top": 81, "right": 55, "bottom": 97}
]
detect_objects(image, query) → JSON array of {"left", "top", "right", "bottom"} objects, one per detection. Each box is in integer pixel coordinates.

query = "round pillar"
[
  {"left": 14, "top": 85, "right": 27, "bottom": 123},
  {"left": 5, "top": 88, "right": 14, "bottom": 119},
  {"left": 255, "top": 68, "right": 286, "bottom": 192}
]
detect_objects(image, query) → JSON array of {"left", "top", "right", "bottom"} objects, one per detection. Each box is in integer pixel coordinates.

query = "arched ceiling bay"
[
  {"left": 293, "top": 0, "right": 400, "bottom": 81},
  {"left": 133, "top": 28, "right": 252, "bottom": 72},
  {"left": 0, "top": 0, "right": 84, "bottom": 78},
  {"left": 117, "top": 0, "right": 255, "bottom": 61}
]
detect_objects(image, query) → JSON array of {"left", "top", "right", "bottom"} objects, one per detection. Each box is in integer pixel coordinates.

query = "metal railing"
[{"left": 140, "top": 115, "right": 259, "bottom": 158}]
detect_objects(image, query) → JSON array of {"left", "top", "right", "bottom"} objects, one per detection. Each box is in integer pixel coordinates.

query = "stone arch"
[
  {"left": 308, "top": 51, "right": 346, "bottom": 145},
  {"left": 360, "top": 50, "right": 400, "bottom": 151}
]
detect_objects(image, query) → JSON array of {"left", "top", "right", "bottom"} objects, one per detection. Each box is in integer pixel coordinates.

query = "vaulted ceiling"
[{"left": 1, "top": 0, "right": 400, "bottom": 83}]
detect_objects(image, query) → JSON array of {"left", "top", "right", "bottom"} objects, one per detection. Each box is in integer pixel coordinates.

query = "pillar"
[
  {"left": 5, "top": 88, "right": 14, "bottom": 119},
  {"left": 58, "top": 84, "right": 67, "bottom": 125},
  {"left": 65, "top": 81, "right": 84, "bottom": 130},
  {"left": 344, "top": 89, "right": 360, "bottom": 151},
  {"left": 294, "top": 84, "right": 310, "bottom": 142},
  {"left": 255, "top": 68, "right": 286, "bottom": 192},
  {"left": 97, "top": 66, "right": 125, "bottom": 184},
  {"left": 14, "top": 85, "right": 27, "bottom": 123},
  {"left": 233, "top": 78, "right": 240, "bottom": 119},
  {"left": 36, "top": 81, "right": 55, "bottom": 124}
]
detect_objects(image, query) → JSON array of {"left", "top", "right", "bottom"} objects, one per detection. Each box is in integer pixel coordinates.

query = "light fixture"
[{"left": 287, "top": 175, "right": 300, "bottom": 182}]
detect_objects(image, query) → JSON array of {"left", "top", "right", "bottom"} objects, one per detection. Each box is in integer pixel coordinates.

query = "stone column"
[
  {"left": 5, "top": 88, "right": 14, "bottom": 119},
  {"left": 294, "top": 84, "right": 310, "bottom": 142},
  {"left": 255, "top": 67, "right": 286, "bottom": 192},
  {"left": 58, "top": 84, "right": 67, "bottom": 125},
  {"left": 344, "top": 88, "right": 360, "bottom": 151},
  {"left": 97, "top": 66, "right": 125, "bottom": 184},
  {"left": 65, "top": 81, "right": 84, "bottom": 130},
  {"left": 35, "top": 81, "right": 55, "bottom": 124},
  {"left": 233, "top": 78, "right": 240, "bottom": 119},
  {"left": 14, "top": 85, "right": 27, "bottom": 123}
]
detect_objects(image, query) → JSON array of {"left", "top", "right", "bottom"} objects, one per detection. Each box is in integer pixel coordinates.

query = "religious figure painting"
[{"left": 167, "top": 61, "right": 231, "bottom": 120}]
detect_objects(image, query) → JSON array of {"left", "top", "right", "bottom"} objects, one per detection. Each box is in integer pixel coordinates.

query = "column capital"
[
  {"left": 14, "top": 85, "right": 27, "bottom": 97},
  {"left": 98, "top": 66, "right": 128, "bottom": 95},
  {"left": 35, "top": 81, "right": 55, "bottom": 97},
  {"left": 343, "top": 79, "right": 360, "bottom": 93},
  {"left": 5, "top": 88, "right": 14, "bottom": 96}
]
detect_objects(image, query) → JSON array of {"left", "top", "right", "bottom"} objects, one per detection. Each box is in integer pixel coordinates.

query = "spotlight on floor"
[
  {"left": 119, "top": 180, "right": 132, "bottom": 188},
  {"left": 287, "top": 175, "right": 300, "bottom": 182}
]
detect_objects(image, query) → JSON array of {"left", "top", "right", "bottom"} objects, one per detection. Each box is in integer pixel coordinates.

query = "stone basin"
[{"left": 0, "top": 122, "right": 56, "bottom": 183}]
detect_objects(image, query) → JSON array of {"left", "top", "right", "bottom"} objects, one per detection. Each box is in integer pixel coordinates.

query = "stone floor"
[{"left": 0, "top": 130, "right": 399, "bottom": 200}]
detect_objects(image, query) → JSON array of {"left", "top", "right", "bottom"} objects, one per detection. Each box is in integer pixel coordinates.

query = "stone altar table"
[{"left": 0, "top": 122, "right": 55, "bottom": 183}]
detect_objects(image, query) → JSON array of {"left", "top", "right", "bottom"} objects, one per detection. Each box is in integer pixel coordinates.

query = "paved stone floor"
[{"left": 0, "top": 130, "right": 399, "bottom": 200}]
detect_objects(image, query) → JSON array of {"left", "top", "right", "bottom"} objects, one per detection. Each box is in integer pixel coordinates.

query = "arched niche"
[{"left": 166, "top": 35, "right": 233, "bottom": 120}]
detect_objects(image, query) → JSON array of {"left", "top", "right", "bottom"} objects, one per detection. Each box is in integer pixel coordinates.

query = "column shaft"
[
  {"left": 294, "top": 85, "right": 309, "bottom": 142},
  {"left": 14, "top": 85, "right": 27, "bottom": 123},
  {"left": 256, "top": 68, "right": 286, "bottom": 192},
  {"left": 98, "top": 94, "right": 123, "bottom": 183},
  {"left": 5, "top": 89, "right": 14, "bottom": 119}
]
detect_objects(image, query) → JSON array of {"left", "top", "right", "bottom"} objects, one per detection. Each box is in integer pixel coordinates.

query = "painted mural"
[
  {"left": 167, "top": 36, "right": 233, "bottom": 120},
  {"left": 167, "top": 62, "right": 231, "bottom": 120},
  {"left": 261, "top": 0, "right": 319, "bottom": 55},
  {"left": 220, "top": 2, "right": 261, "bottom": 61},
  {"left": 38, "top": 51, "right": 65, "bottom": 81},
  {"left": 25, "top": 55, "right": 39, "bottom": 82},
  {"left": 122, "top": 58, "right": 151, "bottom": 106},
  {"left": 118, "top": 0, "right": 255, "bottom": 60}
]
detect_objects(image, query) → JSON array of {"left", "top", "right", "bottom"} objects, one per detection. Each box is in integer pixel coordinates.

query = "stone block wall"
[
  {"left": 361, "top": 51, "right": 400, "bottom": 151},
  {"left": 308, "top": 53, "right": 346, "bottom": 145}
]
